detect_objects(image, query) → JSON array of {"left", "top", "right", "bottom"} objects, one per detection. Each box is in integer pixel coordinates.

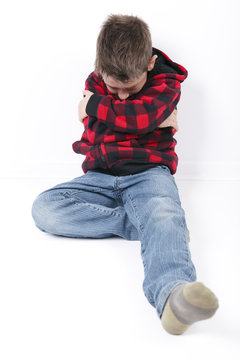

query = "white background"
[
  {"left": 0, "top": 0, "right": 239, "bottom": 179},
  {"left": 0, "top": 1, "right": 240, "bottom": 360}
]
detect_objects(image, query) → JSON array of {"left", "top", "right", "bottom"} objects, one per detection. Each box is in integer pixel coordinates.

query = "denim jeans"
[{"left": 32, "top": 165, "right": 197, "bottom": 317}]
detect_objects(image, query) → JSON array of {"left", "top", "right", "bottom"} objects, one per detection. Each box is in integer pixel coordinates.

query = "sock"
[{"left": 161, "top": 282, "right": 219, "bottom": 335}]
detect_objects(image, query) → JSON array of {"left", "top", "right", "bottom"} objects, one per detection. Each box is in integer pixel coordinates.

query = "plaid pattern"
[{"left": 72, "top": 48, "right": 188, "bottom": 175}]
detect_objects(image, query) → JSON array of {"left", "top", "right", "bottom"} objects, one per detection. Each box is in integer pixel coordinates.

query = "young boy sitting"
[{"left": 32, "top": 14, "right": 219, "bottom": 335}]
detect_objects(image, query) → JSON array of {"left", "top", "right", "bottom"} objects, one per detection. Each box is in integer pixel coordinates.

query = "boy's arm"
[
  {"left": 79, "top": 72, "right": 181, "bottom": 134},
  {"left": 79, "top": 92, "right": 179, "bottom": 131}
]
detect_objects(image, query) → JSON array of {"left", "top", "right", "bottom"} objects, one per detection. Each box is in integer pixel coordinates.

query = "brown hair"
[{"left": 95, "top": 14, "right": 152, "bottom": 81}]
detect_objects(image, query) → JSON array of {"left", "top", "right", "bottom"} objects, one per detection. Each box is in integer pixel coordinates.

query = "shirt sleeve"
[{"left": 85, "top": 73, "right": 181, "bottom": 134}]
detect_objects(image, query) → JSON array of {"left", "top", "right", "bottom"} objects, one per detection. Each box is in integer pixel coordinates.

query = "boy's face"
[
  {"left": 103, "top": 72, "right": 147, "bottom": 100},
  {"left": 102, "top": 55, "right": 157, "bottom": 100}
]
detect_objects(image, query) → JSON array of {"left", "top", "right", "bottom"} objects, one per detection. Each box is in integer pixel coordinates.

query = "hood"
[{"left": 148, "top": 47, "right": 188, "bottom": 83}]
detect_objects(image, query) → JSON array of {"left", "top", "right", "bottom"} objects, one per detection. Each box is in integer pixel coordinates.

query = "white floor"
[{"left": 1, "top": 177, "right": 240, "bottom": 360}]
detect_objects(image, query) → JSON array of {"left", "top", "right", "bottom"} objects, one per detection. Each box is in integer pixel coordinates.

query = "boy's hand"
[
  {"left": 158, "top": 109, "right": 178, "bottom": 131},
  {"left": 78, "top": 90, "right": 94, "bottom": 123}
]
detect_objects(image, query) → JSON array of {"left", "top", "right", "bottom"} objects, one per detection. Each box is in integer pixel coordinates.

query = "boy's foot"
[{"left": 161, "top": 282, "right": 219, "bottom": 335}]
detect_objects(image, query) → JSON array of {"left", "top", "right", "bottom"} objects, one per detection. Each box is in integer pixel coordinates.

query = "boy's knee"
[
  {"left": 31, "top": 191, "right": 57, "bottom": 233},
  {"left": 146, "top": 196, "right": 183, "bottom": 220}
]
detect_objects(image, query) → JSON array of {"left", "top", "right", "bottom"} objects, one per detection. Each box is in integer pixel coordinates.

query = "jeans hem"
[{"left": 156, "top": 280, "right": 190, "bottom": 318}]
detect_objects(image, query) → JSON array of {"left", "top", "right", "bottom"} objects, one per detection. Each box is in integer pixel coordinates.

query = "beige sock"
[{"left": 161, "top": 282, "right": 219, "bottom": 335}]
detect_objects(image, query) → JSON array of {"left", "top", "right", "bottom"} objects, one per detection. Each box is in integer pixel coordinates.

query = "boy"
[{"left": 32, "top": 14, "right": 219, "bottom": 335}]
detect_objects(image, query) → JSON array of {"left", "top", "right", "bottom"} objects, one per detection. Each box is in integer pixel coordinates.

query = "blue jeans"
[{"left": 32, "top": 165, "right": 196, "bottom": 317}]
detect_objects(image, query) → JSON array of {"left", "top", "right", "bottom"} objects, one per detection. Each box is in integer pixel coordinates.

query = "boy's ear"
[{"left": 148, "top": 55, "right": 158, "bottom": 71}]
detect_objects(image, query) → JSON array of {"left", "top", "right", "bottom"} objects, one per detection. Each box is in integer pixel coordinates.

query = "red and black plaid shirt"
[{"left": 72, "top": 47, "right": 188, "bottom": 176}]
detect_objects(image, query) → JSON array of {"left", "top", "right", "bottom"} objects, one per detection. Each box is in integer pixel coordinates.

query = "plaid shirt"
[{"left": 72, "top": 47, "right": 188, "bottom": 175}]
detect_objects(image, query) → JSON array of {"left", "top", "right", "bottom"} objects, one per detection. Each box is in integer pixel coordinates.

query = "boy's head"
[{"left": 95, "top": 14, "right": 157, "bottom": 100}]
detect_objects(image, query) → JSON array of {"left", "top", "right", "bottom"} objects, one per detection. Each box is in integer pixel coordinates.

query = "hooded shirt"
[{"left": 72, "top": 47, "right": 188, "bottom": 176}]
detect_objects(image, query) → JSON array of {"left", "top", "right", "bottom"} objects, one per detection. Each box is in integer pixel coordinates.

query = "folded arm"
[{"left": 78, "top": 72, "right": 180, "bottom": 134}]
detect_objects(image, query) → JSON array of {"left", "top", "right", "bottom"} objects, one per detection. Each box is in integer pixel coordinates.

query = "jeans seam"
[
  {"left": 127, "top": 193, "right": 144, "bottom": 234},
  {"left": 85, "top": 203, "right": 122, "bottom": 217},
  {"left": 60, "top": 191, "right": 122, "bottom": 217},
  {"left": 182, "top": 220, "right": 195, "bottom": 279}
]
